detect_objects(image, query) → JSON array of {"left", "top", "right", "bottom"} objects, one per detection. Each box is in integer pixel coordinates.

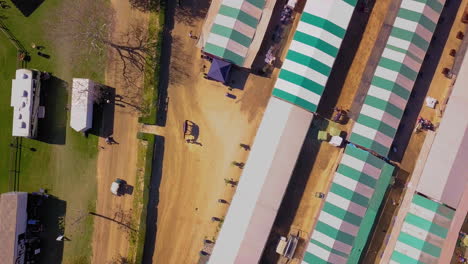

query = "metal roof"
[
  {"left": 349, "top": 0, "right": 445, "bottom": 156},
  {"left": 390, "top": 194, "right": 454, "bottom": 264},
  {"left": 208, "top": 97, "right": 314, "bottom": 263},
  {"left": 272, "top": 0, "right": 357, "bottom": 113},
  {"left": 416, "top": 51, "right": 468, "bottom": 209},
  {"left": 70, "top": 78, "right": 94, "bottom": 132},
  {"left": 304, "top": 146, "right": 394, "bottom": 264},
  {"left": 0, "top": 192, "right": 28, "bottom": 264}
]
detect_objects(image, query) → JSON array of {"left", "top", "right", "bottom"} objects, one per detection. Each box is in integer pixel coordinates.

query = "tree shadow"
[
  {"left": 10, "top": 0, "right": 45, "bottom": 17},
  {"left": 260, "top": 118, "right": 326, "bottom": 263},
  {"left": 89, "top": 211, "right": 137, "bottom": 232},
  {"left": 28, "top": 194, "right": 67, "bottom": 264},
  {"left": 88, "top": 86, "right": 115, "bottom": 138},
  {"left": 129, "top": 0, "right": 159, "bottom": 12},
  {"left": 174, "top": 0, "right": 209, "bottom": 27},
  {"left": 36, "top": 76, "right": 68, "bottom": 145},
  {"left": 388, "top": 0, "right": 460, "bottom": 162},
  {"left": 142, "top": 135, "right": 165, "bottom": 264}
]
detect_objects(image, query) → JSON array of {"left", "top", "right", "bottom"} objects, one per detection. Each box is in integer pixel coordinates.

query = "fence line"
[{"left": 1, "top": 18, "right": 27, "bottom": 192}]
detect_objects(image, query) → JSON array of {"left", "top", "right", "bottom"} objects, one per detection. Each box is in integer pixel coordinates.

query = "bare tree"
[
  {"left": 70, "top": 79, "right": 108, "bottom": 106},
  {"left": 48, "top": 0, "right": 156, "bottom": 92},
  {"left": 107, "top": 24, "right": 157, "bottom": 89}
]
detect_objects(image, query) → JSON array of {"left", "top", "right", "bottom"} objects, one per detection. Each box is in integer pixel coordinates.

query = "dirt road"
[
  {"left": 150, "top": 1, "right": 274, "bottom": 263},
  {"left": 91, "top": 1, "right": 149, "bottom": 263}
]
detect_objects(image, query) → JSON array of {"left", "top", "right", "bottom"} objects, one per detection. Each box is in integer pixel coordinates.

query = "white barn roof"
[
  {"left": 416, "top": 52, "right": 468, "bottom": 209},
  {"left": 209, "top": 97, "right": 314, "bottom": 263},
  {"left": 70, "top": 78, "right": 94, "bottom": 132},
  {"left": 11, "top": 69, "right": 35, "bottom": 137}
]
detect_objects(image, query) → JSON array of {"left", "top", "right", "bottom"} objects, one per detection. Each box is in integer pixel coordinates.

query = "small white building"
[
  {"left": 70, "top": 78, "right": 95, "bottom": 132},
  {"left": 0, "top": 192, "right": 28, "bottom": 264},
  {"left": 10, "top": 69, "right": 42, "bottom": 138}
]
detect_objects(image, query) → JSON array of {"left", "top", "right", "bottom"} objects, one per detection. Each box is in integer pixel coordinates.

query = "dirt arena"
[{"left": 150, "top": 1, "right": 277, "bottom": 263}]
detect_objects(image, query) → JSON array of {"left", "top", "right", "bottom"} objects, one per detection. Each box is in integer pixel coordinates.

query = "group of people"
[
  {"left": 416, "top": 117, "right": 435, "bottom": 131},
  {"left": 264, "top": 46, "right": 276, "bottom": 65},
  {"left": 280, "top": 6, "right": 293, "bottom": 24}
]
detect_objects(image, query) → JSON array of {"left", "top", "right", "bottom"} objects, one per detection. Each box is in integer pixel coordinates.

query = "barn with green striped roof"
[
  {"left": 349, "top": 0, "right": 445, "bottom": 156},
  {"left": 203, "top": 0, "right": 268, "bottom": 67},
  {"left": 272, "top": 0, "right": 357, "bottom": 113}
]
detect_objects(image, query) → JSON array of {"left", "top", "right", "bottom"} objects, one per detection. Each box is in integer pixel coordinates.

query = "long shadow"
[
  {"left": 361, "top": 168, "right": 410, "bottom": 262},
  {"left": 259, "top": 118, "right": 328, "bottom": 263},
  {"left": 36, "top": 76, "right": 67, "bottom": 145},
  {"left": 156, "top": 0, "right": 175, "bottom": 127},
  {"left": 142, "top": 135, "right": 165, "bottom": 264},
  {"left": 129, "top": 0, "right": 160, "bottom": 12},
  {"left": 89, "top": 212, "right": 137, "bottom": 232},
  {"left": 27, "top": 194, "right": 67, "bottom": 264},
  {"left": 316, "top": 0, "right": 376, "bottom": 119},
  {"left": 388, "top": 0, "right": 460, "bottom": 162},
  {"left": 10, "top": 0, "right": 45, "bottom": 17},
  {"left": 88, "top": 86, "right": 115, "bottom": 138}
]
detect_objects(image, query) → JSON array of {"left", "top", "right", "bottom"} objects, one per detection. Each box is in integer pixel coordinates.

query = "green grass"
[
  {"left": 139, "top": 1, "right": 165, "bottom": 125},
  {"left": 130, "top": 1, "right": 167, "bottom": 261},
  {"left": 131, "top": 133, "right": 155, "bottom": 263},
  {"left": 0, "top": 1, "right": 104, "bottom": 263},
  {"left": 0, "top": 38, "right": 16, "bottom": 193}
]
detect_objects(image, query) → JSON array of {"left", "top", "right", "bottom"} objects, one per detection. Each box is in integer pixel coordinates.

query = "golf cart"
[{"left": 110, "top": 178, "right": 126, "bottom": 196}]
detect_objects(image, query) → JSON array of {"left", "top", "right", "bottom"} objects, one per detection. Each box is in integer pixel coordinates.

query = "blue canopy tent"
[{"left": 207, "top": 58, "right": 232, "bottom": 83}]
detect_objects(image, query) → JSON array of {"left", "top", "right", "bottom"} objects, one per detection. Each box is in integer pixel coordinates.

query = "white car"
[{"left": 110, "top": 178, "right": 126, "bottom": 196}]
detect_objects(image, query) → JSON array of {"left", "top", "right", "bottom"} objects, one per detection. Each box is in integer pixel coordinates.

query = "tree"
[{"left": 48, "top": 0, "right": 156, "bottom": 93}]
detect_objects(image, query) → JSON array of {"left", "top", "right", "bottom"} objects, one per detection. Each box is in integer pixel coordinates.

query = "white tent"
[
  {"left": 70, "top": 78, "right": 94, "bottom": 132},
  {"left": 209, "top": 97, "right": 313, "bottom": 263}
]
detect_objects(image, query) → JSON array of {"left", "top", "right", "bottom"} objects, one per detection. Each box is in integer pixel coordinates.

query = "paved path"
[{"left": 139, "top": 124, "right": 166, "bottom": 137}]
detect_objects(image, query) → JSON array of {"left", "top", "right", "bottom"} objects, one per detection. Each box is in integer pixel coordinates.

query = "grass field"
[{"left": 0, "top": 1, "right": 105, "bottom": 263}]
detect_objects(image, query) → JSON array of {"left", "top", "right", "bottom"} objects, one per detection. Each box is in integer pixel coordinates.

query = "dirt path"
[
  {"left": 150, "top": 1, "right": 274, "bottom": 263},
  {"left": 91, "top": 1, "right": 149, "bottom": 263}
]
